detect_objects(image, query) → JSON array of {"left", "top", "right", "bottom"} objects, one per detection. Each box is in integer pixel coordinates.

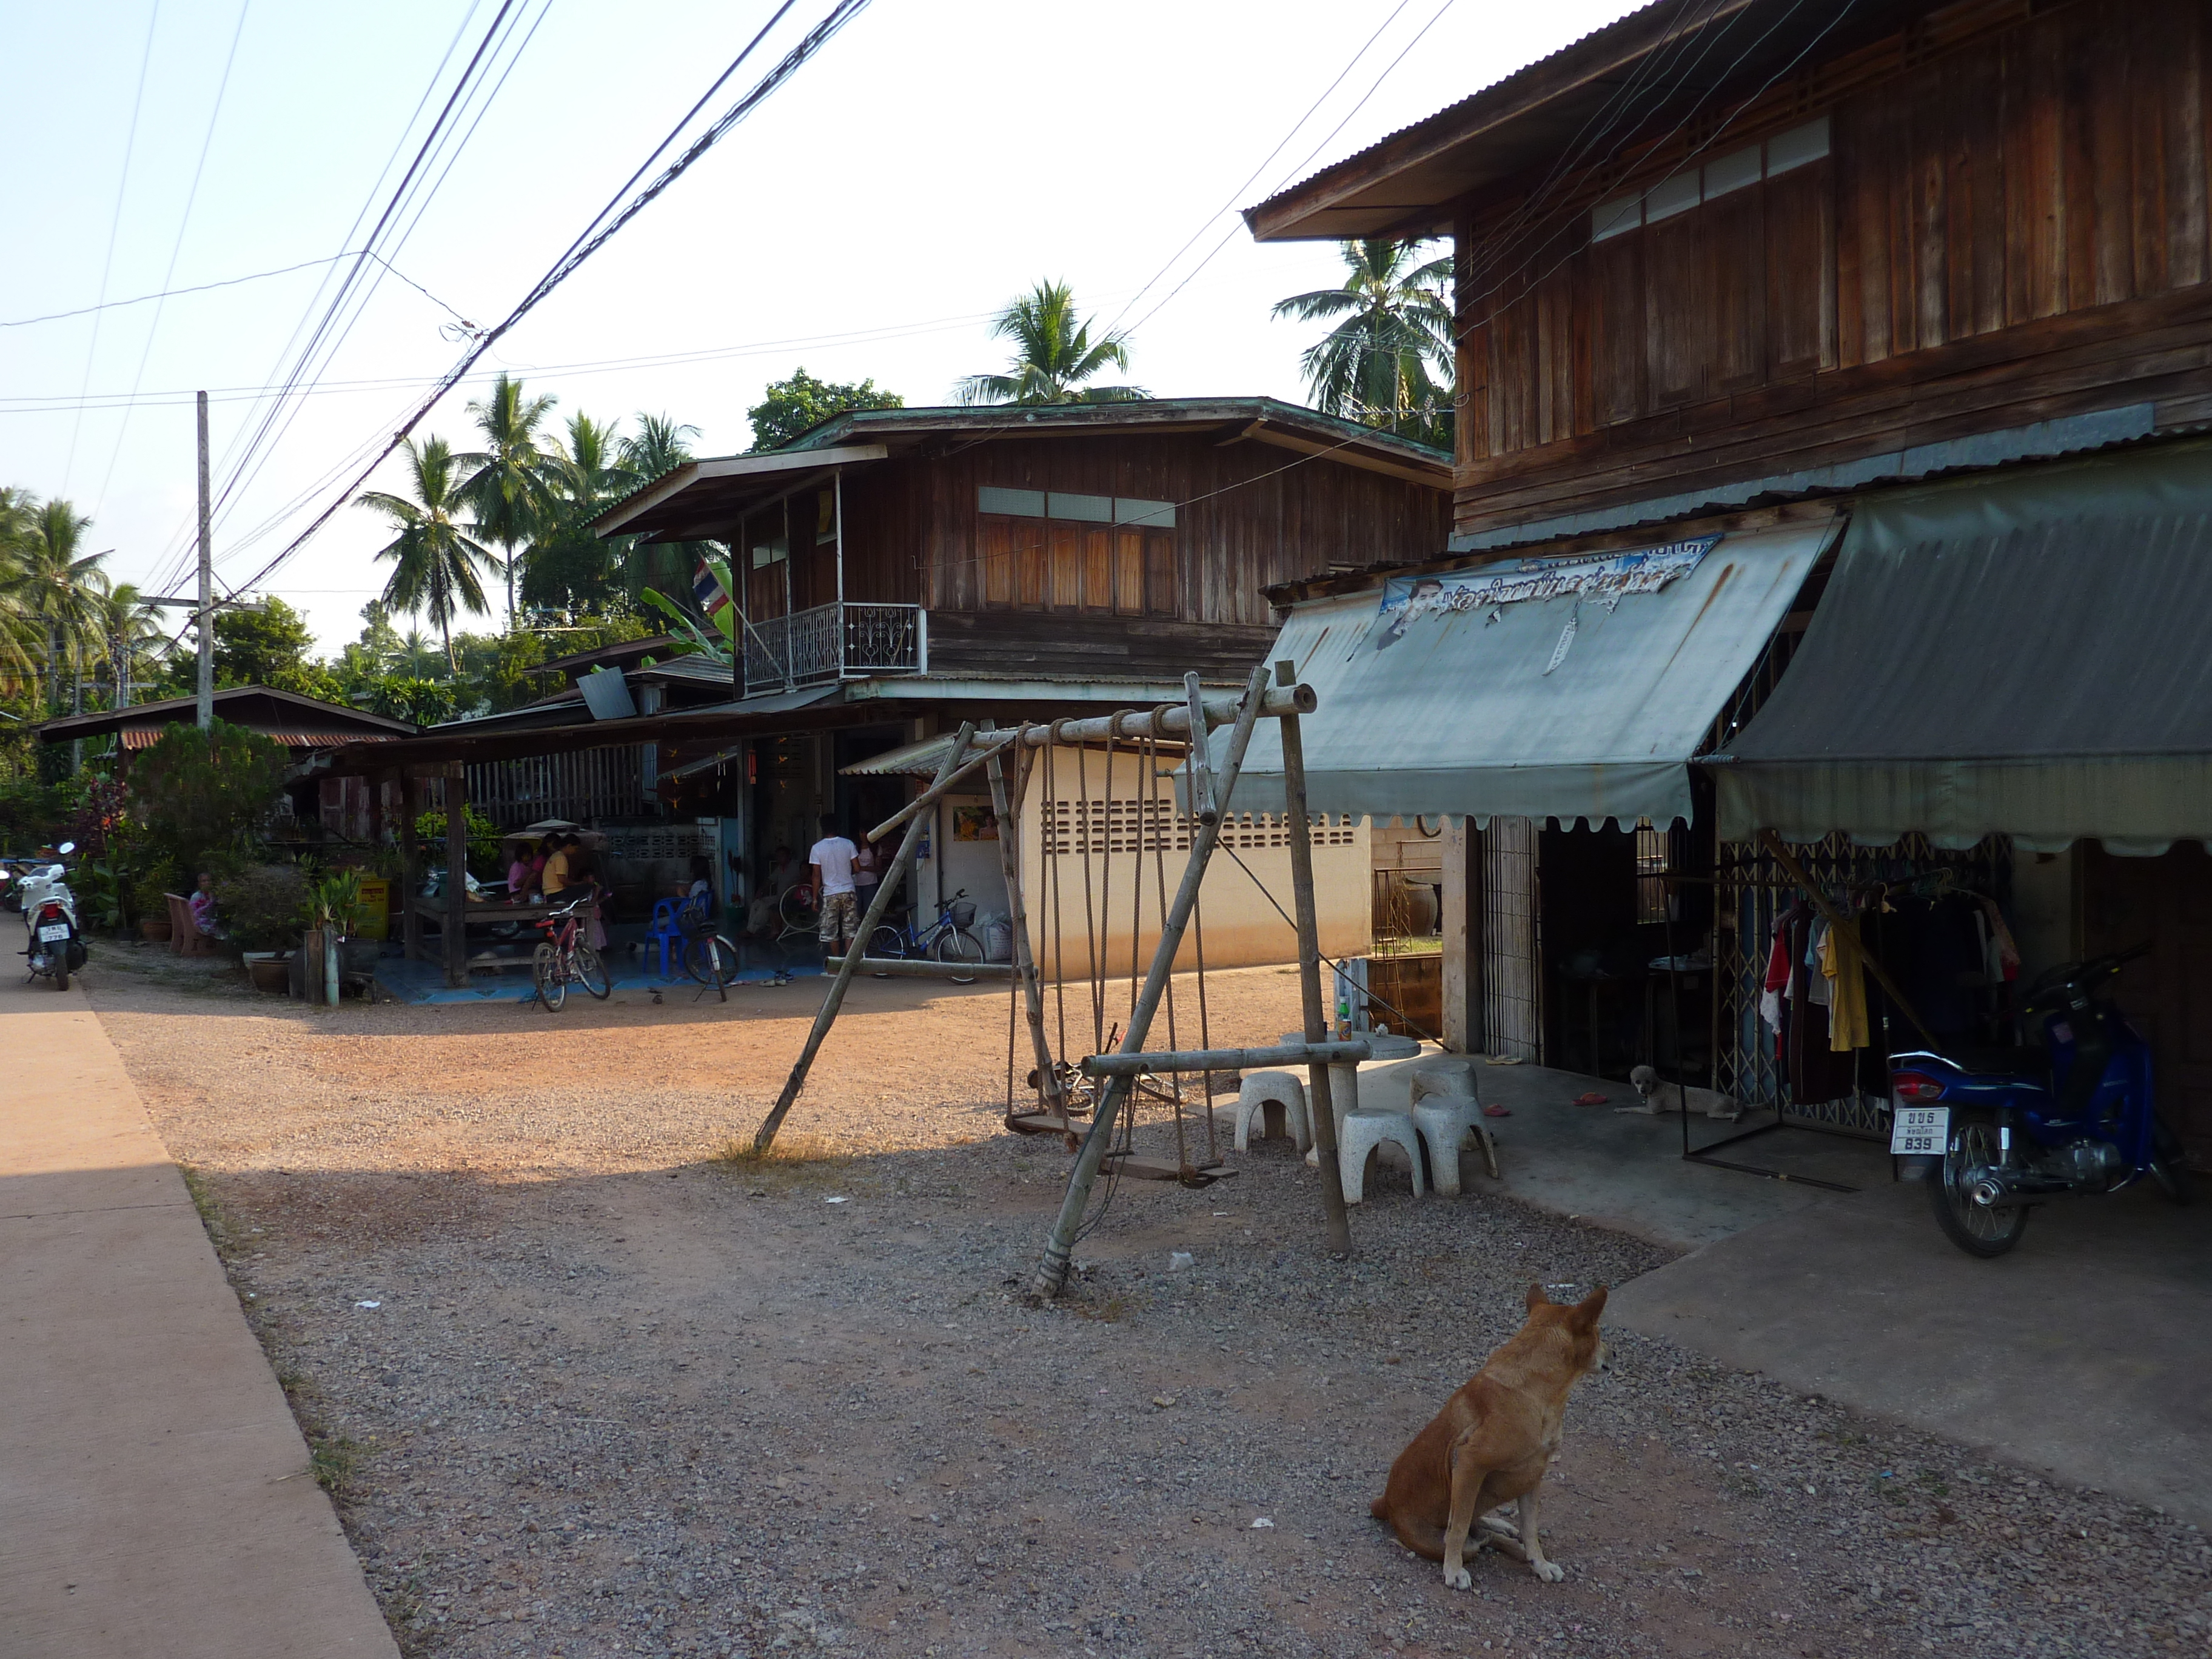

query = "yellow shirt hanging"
[{"left": 1819, "top": 916, "right": 1871, "bottom": 1052}]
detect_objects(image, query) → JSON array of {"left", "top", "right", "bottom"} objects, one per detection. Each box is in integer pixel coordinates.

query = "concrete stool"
[
  {"left": 1233, "top": 1070, "right": 1311, "bottom": 1152},
  {"left": 1412, "top": 1096, "right": 1500, "bottom": 1196},
  {"left": 1339, "top": 1108, "right": 1427, "bottom": 1204},
  {"left": 1408, "top": 1057, "right": 1478, "bottom": 1107}
]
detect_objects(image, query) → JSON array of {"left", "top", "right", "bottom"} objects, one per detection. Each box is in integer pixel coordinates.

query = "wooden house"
[{"left": 1242, "top": 0, "right": 2212, "bottom": 1164}]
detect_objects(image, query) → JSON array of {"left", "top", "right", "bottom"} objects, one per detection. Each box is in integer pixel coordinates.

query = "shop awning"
[
  {"left": 1230, "top": 521, "right": 1832, "bottom": 826},
  {"left": 1712, "top": 452, "right": 2212, "bottom": 855}
]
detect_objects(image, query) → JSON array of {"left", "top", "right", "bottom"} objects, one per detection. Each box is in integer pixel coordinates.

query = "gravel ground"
[{"left": 84, "top": 941, "right": 2212, "bottom": 1658}]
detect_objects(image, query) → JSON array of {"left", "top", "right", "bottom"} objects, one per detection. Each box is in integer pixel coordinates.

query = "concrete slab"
[
  {"left": 1609, "top": 1178, "right": 2212, "bottom": 1525},
  {"left": 0, "top": 973, "right": 399, "bottom": 1659}
]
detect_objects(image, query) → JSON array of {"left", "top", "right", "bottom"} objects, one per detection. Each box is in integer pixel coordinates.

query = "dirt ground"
[{"left": 85, "top": 940, "right": 2212, "bottom": 1659}]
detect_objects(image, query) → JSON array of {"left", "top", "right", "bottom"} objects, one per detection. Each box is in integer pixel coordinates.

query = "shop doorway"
[{"left": 2084, "top": 842, "right": 2212, "bottom": 1170}]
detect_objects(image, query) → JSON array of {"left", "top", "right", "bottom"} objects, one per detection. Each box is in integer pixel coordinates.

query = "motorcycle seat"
[{"left": 1936, "top": 1045, "right": 2049, "bottom": 1082}]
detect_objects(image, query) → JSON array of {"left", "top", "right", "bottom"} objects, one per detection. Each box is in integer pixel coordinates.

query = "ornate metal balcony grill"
[{"left": 740, "top": 602, "right": 925, "bottom": 695}]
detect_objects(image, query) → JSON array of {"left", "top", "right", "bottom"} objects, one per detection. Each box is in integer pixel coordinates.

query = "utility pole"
[{"left": 196, "top": 389, "right": 213, "bottom": 731}]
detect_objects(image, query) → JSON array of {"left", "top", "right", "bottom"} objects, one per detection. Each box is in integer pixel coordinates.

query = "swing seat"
[
  {"left": 1232, "top": 1070, "right": 1311, "bottom": 1152},
  {"left": 1338, "top": 1109, "right": 1427, "bottom": 1204}
]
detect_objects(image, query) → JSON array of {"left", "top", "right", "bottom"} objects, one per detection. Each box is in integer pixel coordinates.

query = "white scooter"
[{"left": 6, "top": 840, "right": 85, "bottom": 991}]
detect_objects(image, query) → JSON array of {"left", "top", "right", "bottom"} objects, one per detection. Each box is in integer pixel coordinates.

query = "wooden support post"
[
  {"left": 1441, "top": 817, "right": 1481, "bottom": 1054},
  {"left": 754, "top": 725, "right": 979, "bottom": 1155},
  {"left": 400, "top": 770, "right": 423, "bottom": 963},
  {"left": 444, "top": 761, "right": 468, "bottom": 990},
  {"left": 987, "top": 740, "right": 1069, "bottom": 1129},
  {"left": 1031, "top": 668, "right": 1274, "bottom": 1299},
  {"left": 1278, "top": 657, "right": 1355, "bottom": 1259}
]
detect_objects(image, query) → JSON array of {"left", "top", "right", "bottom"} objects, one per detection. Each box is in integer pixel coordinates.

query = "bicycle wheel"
[
  {"left": 532, "top": 942, "right": 566, "bottom": 1012},
  {"left": 866, "top": 924, "right": 906, "bottom": 960},
  {"left": 574, "top": 943, "right": 612, "bottom": 1000},
  {"left": 683, "top": 933, "right": 736, "bottom": 987},
  {"left": 779, "top": 885, "right": 817, "bottom": 930},
  {"left": 933, "top": 927, "right": 985, "bottom": 967}
]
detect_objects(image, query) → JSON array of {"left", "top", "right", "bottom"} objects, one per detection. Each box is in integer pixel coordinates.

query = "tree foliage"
[
  {"left": 747, "top": 367, "right": 903, "bottom": 452},
  {"left": 957, "top": 281, "right": 1145, "bottom": 406},
  {"left": 1273, "top": 239, "right": 1455, "bottom": 449},
  {"left": 127, "top": 719, "right": 290, "bottom": 871},
  {"left": 357, "top": 437, "right": 500, "bottom": 672}
]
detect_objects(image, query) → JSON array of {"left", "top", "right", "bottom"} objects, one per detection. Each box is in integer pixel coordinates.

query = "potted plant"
[{"left": 306, "top": 868, "right": 370, "bottom": 1004}]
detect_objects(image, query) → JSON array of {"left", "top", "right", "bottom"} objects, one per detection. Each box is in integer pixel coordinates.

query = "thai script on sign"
[{"left": 1375, "top": 535, "right": 1721, "bottom": 637}]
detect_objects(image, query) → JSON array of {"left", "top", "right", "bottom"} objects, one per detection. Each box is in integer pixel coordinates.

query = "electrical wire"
[
  {"left": 227, "top": 0, "right": 872, "bottom": 600},
  {"left": 61, "top": 0, "right": 164, "bottom": 494},
  {"left": 0, "top": 253, "right": 354, "bottom": 330}
]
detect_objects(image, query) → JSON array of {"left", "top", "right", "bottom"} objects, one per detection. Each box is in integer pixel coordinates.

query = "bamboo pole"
[
  {"left": 1030, "top": 668, "right": 1273, "bottom": 1299},
  {"left": 1083, "top": 1040, "right": 1373, "bottom": 1077},
  {"left": 752, "top": 724, "right": 977, "bottom": 1154},
  {"left": 987, "top": 740, "right": 1069, "bottom": 1126},
  {"left": 1277, "top": 658, "right": 1355, "bottom": 1258}
]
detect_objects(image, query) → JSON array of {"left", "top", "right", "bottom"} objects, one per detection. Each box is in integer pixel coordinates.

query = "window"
[
  {"left": 976, "top": 488, "right": 1178, "bottom": 615},
  {"left": 1589, "top": 116, "right": 1830, "bottom": 242},
  {"left": 1635, "top": 820, "right": 1675, "bottom": 924}
]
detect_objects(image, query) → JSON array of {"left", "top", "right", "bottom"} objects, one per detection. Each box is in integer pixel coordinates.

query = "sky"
[{"left": 2, "top": 0, "right": 1642, "bottom": 656}]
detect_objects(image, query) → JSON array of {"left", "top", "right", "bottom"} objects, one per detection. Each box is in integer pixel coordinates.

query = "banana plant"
[{"left": 639, "top": 557, "right": 739, "bottom": 664}]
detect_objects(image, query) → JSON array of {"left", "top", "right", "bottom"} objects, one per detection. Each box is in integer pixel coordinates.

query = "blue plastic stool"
[{"left": 646, "top": 899, "right": 688, "bottom": 979}]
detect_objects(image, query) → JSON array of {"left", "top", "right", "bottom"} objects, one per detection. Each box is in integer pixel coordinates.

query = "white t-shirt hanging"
[{"left": 809, "top": 836, "right": 857, "bottom": 895}]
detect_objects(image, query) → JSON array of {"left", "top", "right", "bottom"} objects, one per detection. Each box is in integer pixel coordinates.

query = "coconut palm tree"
[
  {"left": 523, "top": 412, "right": 636, "bottom": 615},
  {"left": 456, "top": 372, "right": 559, "bottom": 626},
  {"left": 616, "top": 413, "right": 704, "bottom": 606},
  {"left": 355, "top": 437, "right": 500, "bottom": 674},
  {"left": 1272, "top": 239, "right": 1455, "bottom": 447},
  {"left": 0, "top": 486, "right": 42, "bottom": 692},
  {"left": 10, "top": 498, "right": 107, "bottom": 714},
  {"left": 90, "top": 582, "right": 163, "bottom": 708},
  {"left": 957, "top": 281, "right": 1147, "bottom": 406}
]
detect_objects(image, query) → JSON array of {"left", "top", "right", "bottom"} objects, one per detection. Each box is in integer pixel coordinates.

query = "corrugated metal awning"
[
  {"left": 839, "top": 734, "right": 956, "bottom": 777},
  {"left": 1713, "top": 446, "right": 2212, "bottom": 855},
  {"left": 1228, "top": 521, "right": 1832, "bottom": 827},
  {"left": 121, "top": 728, "right": 401, "bottom": 750}
]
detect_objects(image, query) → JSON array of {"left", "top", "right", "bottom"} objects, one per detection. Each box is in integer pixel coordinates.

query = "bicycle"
[
  {"left": 531, "top": 893, "right": 612, "bottom": 1011},
  {"left": 866, "top": 888, "right": 986, "bottom": 968},
  {"left": 677, "top": 898, "right": 740, "bottom": 997}
]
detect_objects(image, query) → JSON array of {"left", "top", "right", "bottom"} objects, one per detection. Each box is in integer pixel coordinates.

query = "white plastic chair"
[{"left": 1233, "top": 1070, "right": 1311, "bottom": 1153}]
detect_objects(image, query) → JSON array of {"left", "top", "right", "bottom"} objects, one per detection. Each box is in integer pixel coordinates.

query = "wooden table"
[{"left": 405, "top": 896, "right": 555, "bottom": 972}]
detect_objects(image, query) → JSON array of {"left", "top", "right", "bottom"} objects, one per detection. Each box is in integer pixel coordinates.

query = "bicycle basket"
[{"left": 950, "top": 899, "right": 976, "bottom": 927}]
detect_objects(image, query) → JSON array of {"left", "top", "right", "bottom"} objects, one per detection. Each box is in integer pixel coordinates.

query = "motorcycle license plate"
[
  {"left": 1890, "top": 1104, "right": 1949, "bottom": 1156},
  {"left": 38, "top": 923, "right": 69, "bottom": 944}
]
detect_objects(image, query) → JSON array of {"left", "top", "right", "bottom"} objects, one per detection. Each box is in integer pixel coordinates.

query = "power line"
[
  {"left": 61, "top": 0, "right": 164, "bottom": 494},
  {"left": 92, "top": 0, "right": 255, "bottom": 521},
  {"left": 0, "top": 253, "right": 355, "bottom": 329},
  {"left": 228, "top": 0, "right": 874, "bottom": 600}
]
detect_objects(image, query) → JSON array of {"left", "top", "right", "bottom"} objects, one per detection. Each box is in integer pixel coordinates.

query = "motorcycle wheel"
[
  {"left": 574, "top": 943, "right": 612, "bottom": 1000},
  {"left": 532, "top": 942, "right": 566, "bottom": 1012},
  {"left": 53, "top": 949, "right": 69, "bottom": 991},
  {"left": 2151, "top": 1121, "right": 2197, "bottom": 1207},
  {"left": 1928, "top": 1109, "right": 2030, "bottom": 1258}
]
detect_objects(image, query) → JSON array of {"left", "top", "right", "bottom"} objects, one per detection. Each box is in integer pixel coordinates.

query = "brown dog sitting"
[{"left": 1370, "top": 1282, "right": 1608, "bottom": 1588}]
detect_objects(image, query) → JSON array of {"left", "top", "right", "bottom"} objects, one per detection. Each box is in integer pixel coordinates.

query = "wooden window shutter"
[
  {"left": 1015, "top": 521, "right": 1046, "bottom": 609},
  {"left": 981, "top": 517, "right": 1013, "bottom": 607},
  {"left": 1113, "top": 531, "right": 1144, "bottom": 615},
  {"left": 1048, "top": 524, "right": 1082, "bottom": 609},
  {"left": 1144, "top": 529, "right": 1177, "bottom": 615},
  {"left": 1081, "top": 528, "right": 1113, "bottom": 611}
]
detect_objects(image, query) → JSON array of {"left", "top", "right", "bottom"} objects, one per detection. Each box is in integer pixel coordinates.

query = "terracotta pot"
[
  {"left": 141, "top": 917, "right": 173, "bottom": 942},
  {"left": 246, "top": 954, "right": 290, "bottom": 994}
]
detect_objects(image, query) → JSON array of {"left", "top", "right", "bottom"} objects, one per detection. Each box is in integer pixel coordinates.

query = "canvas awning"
[
  {"left": 1229, "top": 520, "right": 1833, "bottom": 826},
  {"left": 1712, "top": 444, "right": 2212, "bottom": 855}
]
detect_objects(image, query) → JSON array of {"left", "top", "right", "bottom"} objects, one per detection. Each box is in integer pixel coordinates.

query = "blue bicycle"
[{"left": 866, "top": 888, "right": 985, "bottom": 968}]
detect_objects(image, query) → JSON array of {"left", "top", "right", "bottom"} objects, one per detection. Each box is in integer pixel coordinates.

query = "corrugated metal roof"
[{"left": 121, "top": 728, "right": 401, "bottom": 751}]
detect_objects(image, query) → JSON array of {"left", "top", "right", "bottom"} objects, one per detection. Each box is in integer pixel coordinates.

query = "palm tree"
[
  {"left": 11, "top": 499, "right": 107, "bottom": 714},
  {"left": 957, "top": 281, "right": 1147, "bottom": 406},
  {"left": 1272, "top": 239, "right": 1455, "bottom": 447},
  {"left": 523, "top": 412, "right": 635, "bottom": 615},
  {"left": 455, "top": 372, "right": 559, "bottom": 626},
  {"left": 91, "top": 582, "right": 163, "bottom": 708},
  {"left": 355, "top": 437, "right": 500, "bottom": 674},
  {"left": 617, "top": 414, "right": 703, "bottom": 607},
  {"left": 0, "top": 487, "right": 41, "bottom": 692}
]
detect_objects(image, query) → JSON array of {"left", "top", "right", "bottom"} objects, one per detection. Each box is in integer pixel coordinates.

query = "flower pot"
[
  {"left": 141, "top": 917, "right": 173, "bottom": 943},
  {"left": 244, "top": 953, "right": 290, "bottom": 994}
]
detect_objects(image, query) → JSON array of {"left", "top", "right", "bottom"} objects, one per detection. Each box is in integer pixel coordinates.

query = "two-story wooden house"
[
  {"left": 1239, "top": 0, "right": 2212, "bottom": 1165},
  {"left": 586, "top": 397, "right": 1453, "bottom": 967}
]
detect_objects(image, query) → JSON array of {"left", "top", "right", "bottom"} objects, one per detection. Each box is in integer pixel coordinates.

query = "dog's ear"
[
  {"left": 1525, "top": 1281, "right": 1549, "bottom": 1312},
  {"left": 1570, "top": 1285, "right": 1609, "bottom": 1326}
]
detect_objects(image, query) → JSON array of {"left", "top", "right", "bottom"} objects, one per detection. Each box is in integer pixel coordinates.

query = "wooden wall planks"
[{"left": 1452, "top": 0, "right": 2212, "bottom": 537}]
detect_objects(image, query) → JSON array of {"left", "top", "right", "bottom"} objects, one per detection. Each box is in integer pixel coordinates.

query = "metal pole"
[
  {"left": 196, "top": 390, "right": 213, "bottom": 731},
  {"left": 754, "top": 723, "right": 978, "bottom": 1154},
  {"left": 1031, "top": 666, "right": 1274, "bottom": 1298},
  {"left": 987, "top": 741, "right": 1069, "bottom": 1125},
  {"left": 1278, "top": 657, "right": 1355, "bottom": 1258}
]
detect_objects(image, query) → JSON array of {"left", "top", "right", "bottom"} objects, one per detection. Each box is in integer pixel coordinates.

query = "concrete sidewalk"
[{"left": 0, "top": 974, "right": 398, "bottom": 1658}]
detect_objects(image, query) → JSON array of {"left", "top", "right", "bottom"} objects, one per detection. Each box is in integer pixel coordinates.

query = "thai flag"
[{"left": 692, "top": 557, "right": 731, "bottom": 620}]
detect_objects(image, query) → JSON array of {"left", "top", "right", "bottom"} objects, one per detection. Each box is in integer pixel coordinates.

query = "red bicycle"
[{"left": 532, "top": 893, "right": 611, "bottom": 1011}]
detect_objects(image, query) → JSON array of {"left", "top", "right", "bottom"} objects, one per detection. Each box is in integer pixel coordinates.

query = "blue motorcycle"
[{"left": 1888, "top": 943, "right": 2196, "bottom": 1257}]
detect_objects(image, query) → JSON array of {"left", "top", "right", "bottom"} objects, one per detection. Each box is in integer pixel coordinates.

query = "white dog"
[{"left": 1619, "top": 1064, "right": 1741, "bottom": 1121}]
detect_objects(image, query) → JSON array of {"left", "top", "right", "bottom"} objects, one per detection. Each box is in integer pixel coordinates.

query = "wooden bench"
[{"left": 165, "top": 893, "right": 217, "bottom": 957}]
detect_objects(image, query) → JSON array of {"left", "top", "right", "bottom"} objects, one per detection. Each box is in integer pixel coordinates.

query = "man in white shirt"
[{"left": 808, "top": 815, "right": 861, "bottom": 954}]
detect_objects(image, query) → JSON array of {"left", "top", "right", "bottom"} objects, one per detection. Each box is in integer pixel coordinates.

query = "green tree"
[
  {"left": 523, "top": 412, "right": 635, "bottom": 615},
  {"left": 212, "top": 595, "right": 315, "bottom": 687},
  {"left": 128, "top": 719, "right": 290, "bottom": 873},
  {"left": 332, "top": 602, "right": 404, "bottom": 700},
  {"left": 1272, "top": 238, "right": 1455, "bottom": 447},
  {"left": 616, "top": 414, "right": 703, "bottom": 606},
  {"left": 956, "top": 281, "right": 1146, "bottom": 406},
  {"left": 456, "top": 372, "right": 559, "bottom": 626},
  {"left": 0, "top": 487, "right": 44, "bottom": 692},
  {"left": 9, "top": 498, "right": 106, "bottom": 715},
  {"left": 747, "top": 367, "right": 902, "bottom": 452},
  {"left": 361, "top": 675, "right": 457, "bottom": 726},
  {"left": 355, "top": 437, "right": 500, "bottom": 674},
  {"left": 89, "top": 582, "right": 164, "bottom": 708}
]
